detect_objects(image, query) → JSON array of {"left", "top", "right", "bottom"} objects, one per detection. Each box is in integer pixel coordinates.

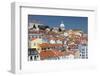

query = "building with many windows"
[
  {"left": 78, "top": 44, "right": 88, "bottom": 59},
  {"left": 28, "top": 48, "right": 40, "bottom": 61}
]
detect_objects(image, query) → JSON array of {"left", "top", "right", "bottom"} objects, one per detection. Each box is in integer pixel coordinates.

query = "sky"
[{"left": 28, "top": 15, "right": 88, "bottom": 33}]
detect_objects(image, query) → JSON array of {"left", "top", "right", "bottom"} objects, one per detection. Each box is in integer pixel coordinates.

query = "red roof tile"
[
  {"left": 32, "top": 38, "right": 37, "bottom": 41},
  {"left": 40, "top": 50, "right": 64, "bottom": 60},
  {"left": 39, "top": 43, "right": 63, "bottom": 48}
]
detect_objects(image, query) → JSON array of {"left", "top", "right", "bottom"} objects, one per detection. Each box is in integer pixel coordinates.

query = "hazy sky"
[{"left": 28, "top": 15, "right": 88, "bottom": 33}]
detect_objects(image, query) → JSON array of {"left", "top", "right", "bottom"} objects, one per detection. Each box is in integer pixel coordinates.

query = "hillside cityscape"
[{"left": 28, "top": 15, "right": 88, "bottom": 61}]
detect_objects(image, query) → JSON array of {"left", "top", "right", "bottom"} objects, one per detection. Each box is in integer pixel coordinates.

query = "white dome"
[{"left": 60, "top": 21, "right": 65, "bottom": 28}]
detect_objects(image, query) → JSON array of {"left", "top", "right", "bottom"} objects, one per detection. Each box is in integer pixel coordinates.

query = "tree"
[
  {"left": 58, "top": 28, "right": 62, "bottom": 32},
  {"left": 33, "top": 24, "right": 36, "bottom": 29}
]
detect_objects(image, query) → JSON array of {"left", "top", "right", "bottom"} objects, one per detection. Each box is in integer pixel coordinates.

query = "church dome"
[{"left": 60, "top": 21, "right": 65, "bottom": 28}]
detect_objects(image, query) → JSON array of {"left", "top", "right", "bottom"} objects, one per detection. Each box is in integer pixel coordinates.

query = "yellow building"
[{"left": 28, "top": 38, "right": 43, "bottom": 53}]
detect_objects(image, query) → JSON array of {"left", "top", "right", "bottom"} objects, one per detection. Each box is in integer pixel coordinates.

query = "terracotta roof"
[
  {"left": 31, "top": 38, "right": 37, "bottom": 41},
  {"left": 28, "top": 29, "right": 46, "bottom": 34},
  {"left": 47, "top": 32, "right": 60, "bottom": 35},
  {"left": 40, "top": 50, "right": 64, "bottom": 60},
  {"left": 38, "top": 43, "right": 63, "bottom": 48}
]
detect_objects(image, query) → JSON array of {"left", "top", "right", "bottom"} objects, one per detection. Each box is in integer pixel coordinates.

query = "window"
[
  {"left": 34, "top": 43, "right": 36, "bottom": 46},
  {"left": 82, "top": 57, "right": 85, "bottom": 59},
  {"left": 39, "top": 36, "right": 41, "bottom": 38},
  {"left": 44, "top": 48, "right": 46, "bottom": 50},
  {"left": 30, "top": 56, "right": 33, "bottom": 61},
  {"left": 42, "top": 48, "right": 46, "bottom": 50},
  {"left": 82, "top": 52, "right": 85, "bottom": 54},
  {"left": 32, "top": 36, "right": 35, "bottom": 38},
  {"left": 35, "top": 36, "right": 37, "bottom": 38},
  {"left": 82, "top": 49, "right": 84, "bottom": 51},
  {"left": 42, "top": 48, "right": 44, "bottom": 50},
  {"left": 86, "top": 54, "right": 88, "bottom": 56},
  {"left": 34, "top": 55, "right": 37, "bottom": 60},
  {"left": 37, "top": 48, "right": 40, "bottom": 50},
  {"left": 86, "top": 57, "right": 88, "bottom": 59},
  {"left": 82, "top": 55, "right": 85, "bottom": 57}
]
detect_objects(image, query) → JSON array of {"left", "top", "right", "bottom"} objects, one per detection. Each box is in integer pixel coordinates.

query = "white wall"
[{"left": 0, "top": 0, "right": 100, "bottom": 76}]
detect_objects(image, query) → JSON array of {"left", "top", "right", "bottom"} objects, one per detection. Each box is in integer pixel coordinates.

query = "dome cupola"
[{"left": 60, "top": 21, "right": 65, "bottom": 28}]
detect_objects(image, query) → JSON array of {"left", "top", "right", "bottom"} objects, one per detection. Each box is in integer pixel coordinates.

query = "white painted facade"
[
  {"left": 49, "top": 39, "right": 56, "bottom": 44},
  {"left": 56, "top": 40, "right": 62, "bottom": 44},
  {"left": 78, "top": 44, "right": 88, "bottom": 59}
]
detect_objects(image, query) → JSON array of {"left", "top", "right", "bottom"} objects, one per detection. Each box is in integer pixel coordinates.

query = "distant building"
[
  {"left": 28, "top": 20, "right": 43, "bottom": 29},
  {"left": 64, "top": 32, "right": 68, "bottom": 37},
  {"left": 28, "top": 38, "right": 43, "bottom": 53},
  {"left": 52, "top": 27, "right": 59, "bottom": 33},
  {"left": 74, "top": 50, "right": 80, "bottom": 59},
  {"left": 60, "top": 21, "right": 65, "bottom": 31},
  {"left": 28, "top": 20, "right": 49, "bottom": 31},
  {"left": 68, "top": 42, "right": 78, "bottom": 50},
  {"left": 65, "top": 50, "right": 75, "bottom": 59},
  {"left": 28, "top": 33, "right": 43, "bottom": 40},
  {"left": 78, "top": 44, "right": 88, "bottom": 59},
  {"left": 47, "top": 37, "right": 66, "bottom": 45},
  {"left": 66, "top": 54, "right": 74, "bottom": 59},
  {"left": 28, "top": 48, "right": 40, "bottom": 61},
  {"left": 45, "top": 28, "right": 50, "bottom": 32},
  {"left": 56, "top": 39, "right": 63, "bottom": 44},
  {"left": 81, "top": 34, "right": 88, "bottom": 44}
]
